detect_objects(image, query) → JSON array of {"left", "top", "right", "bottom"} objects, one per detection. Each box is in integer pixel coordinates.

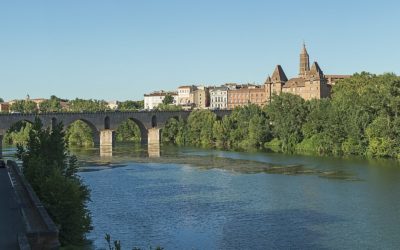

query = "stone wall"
[{"left": 7, "top": 160, "right": 60, "bottom": 250}]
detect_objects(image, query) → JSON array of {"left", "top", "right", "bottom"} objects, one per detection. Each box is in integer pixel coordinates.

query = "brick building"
[
  {"left": 0, "top": 102, "right": 10, "bottom": 113},
  {"left": 265, "top": 44, "right": 350, "bottom": 102},
  {"left": 228, "top": 84, "right": 266, "bottom": 109}
]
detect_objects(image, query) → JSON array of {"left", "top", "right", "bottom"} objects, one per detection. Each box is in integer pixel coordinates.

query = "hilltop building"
[
  {"left": 210, "top": 86, "right": 228, "bottom": 109},
  {"left": 177, "top": 85, "right": 196, "bottom": 107},
  {"left": 0, "top": 102, "right": 10, "bottom": 113},
  {"left": 144, "top": 91, "right": 178, "bottom": 110},
  {"left": 144, "top": 44, "right": 350, "bottom": 110},
  {"left": 265, "top": 44, "right": 350, "bottom": 102},
  {"left": 227, "top": 84, "right": 266, "bottom": 109},
  {"left": 193, "top": 86, "right": 210, "bottom": 109}
]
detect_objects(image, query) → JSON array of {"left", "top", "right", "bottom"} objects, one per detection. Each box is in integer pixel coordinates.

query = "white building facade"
[
  {"left": 210, "top": 86, "right": 228, "bottom": 109},
  {"left": 144, "top": 91, "right": 178, "bottom": 110}
]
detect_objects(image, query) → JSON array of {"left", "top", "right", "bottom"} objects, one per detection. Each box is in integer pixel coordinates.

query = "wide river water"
[{"left": 7, "top": 144, "right": 400, "bottom": 249}]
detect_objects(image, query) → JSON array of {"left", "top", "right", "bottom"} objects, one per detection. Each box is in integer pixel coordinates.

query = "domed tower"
[{"left": 299, "top": 43, "right": 310, "bottom": 77}]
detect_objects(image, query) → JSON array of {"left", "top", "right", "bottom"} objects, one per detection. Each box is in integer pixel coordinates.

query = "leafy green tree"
[
  {"left": 162, "top": 94, "right": 174, "bottom": 105},
  {"left": 115, "top": 120, "right": 141, "bottom": 142},
  {"left": 39, "top": 95, "right": 62, "bottom": 113},
  {"left": 265, "top": 93, "right": 308, "bottom": 152},
  {"left": 162, "top": 117, "right": 186, "bottom": 145},
  {"left": 4, "top": 121, "right": 33, "bottom": 145},
  {"left": 186, "top": 110, "right": 217, "bottom": 147},
  {"left": 65, "top": 120, "right": 94, "bottom": 146},
  {"left": 247, "top": 113, "right": 270, "bottom": 148},
  {"left": 365, "top": 115, "right": 400, "bottom": 158},
  {"left": 212, "top": 117, "right": 231, "bottom": 148},
  {"left": 226, "top": 104, "right": 270, "bottom": 149},
  {"left": 0, "top": 97, "right": 4, "bottom": 102},
  {"left": 118, "top": 100, "right": 144, "bottom": 111},
  {"left": 10, "top": 100, "right": 37, "bottom": 113},
  {"left": 68, "top": 98, "right": 109, "bottom": 112},
  {"left": 17, "top": 118, "right": 92, "bottom": 246}
]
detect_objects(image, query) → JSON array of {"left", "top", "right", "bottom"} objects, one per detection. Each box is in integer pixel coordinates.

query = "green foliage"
[
  {"left": 265, "top": 93, "right": 308, "bottom": 152},
  {"left": 118, "top": 100, "right": 144, "bottom": 111},
  {"left": 162, "top": 105, "right": 271, "bottom": 150},
  {"left": 65, "top": 120, "right": 94, "bottom": 147},
  {"left": 39, "top": 95, "right": 62, "bottom": 113},
  {"left": 186, "top": 110, "right": 217, "bottom": 147},
  {"left": 10, "top": 100, "right": 37, "bottom": 113},
  {"left": 161, "top": 117, "right": 186, "bottom": 145},
  {"left": 116, "top": 120, "right": 141, "bottom": 142},
  {"left": 0, "top": 97, "right": 4, "bottom": 102},
  {"left": 68, "top": 98, "right": 109, "bottom": 112},
  {"left": 160, "top": 73, "right": 400, "bottom": 159},
  {"left": 162, "top": 94, "right": 174, "bottom": 105},
  {"left": 17, "top": 118, "right": 92, "bottom": 246},
  {"left": 4, "top": 121, "right": 33, "bottom": 145},
  {"left": 229, "top": 104, "right": 270, "bottom": 149}
]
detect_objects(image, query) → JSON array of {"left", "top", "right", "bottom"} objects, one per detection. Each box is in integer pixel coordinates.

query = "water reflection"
[
  {"left": 100, "top": 145, "right": 113, "bottom": 158},
  {"left": 148, "top": 143, "right": 161, "bottom": 158}
]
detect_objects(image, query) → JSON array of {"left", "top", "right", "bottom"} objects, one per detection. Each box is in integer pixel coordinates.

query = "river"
[{"left": 7, "top": 144, "right": 400, "bottom": 249}]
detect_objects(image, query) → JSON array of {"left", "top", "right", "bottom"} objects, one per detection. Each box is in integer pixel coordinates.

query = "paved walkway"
[{"left": 0, "top": 167, "right": 25, "bottom": 250}]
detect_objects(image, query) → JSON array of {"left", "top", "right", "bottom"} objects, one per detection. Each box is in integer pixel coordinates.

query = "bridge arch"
[
  {"left": 51, "top": 117, "right": 58, "bottom": 130},
  {"left": 2, "top": 119, "right": 36, "bottom": 145},
  {"left": 64, "top": 118, "right": 100, "bottom": 146},
  {"left": 151, "top": 115, "right": 157, "bottom": 128},
  {"left": 127, "top": 117, "right": 149, "bottom": 144},
  {"left": 104, "top": 116, "right": 110, "bottom": 130}
]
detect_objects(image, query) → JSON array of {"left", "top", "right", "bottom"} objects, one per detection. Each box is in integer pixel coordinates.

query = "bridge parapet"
[{"left": 7, "top": 160, "right": 60, "bottom": 249}]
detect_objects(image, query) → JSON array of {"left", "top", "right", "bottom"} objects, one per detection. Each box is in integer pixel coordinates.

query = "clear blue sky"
[{"left": 1, "top": 0, "right": 399, "bottom": 101}]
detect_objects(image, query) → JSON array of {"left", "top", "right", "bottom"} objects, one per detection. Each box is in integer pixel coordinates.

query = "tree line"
[
  {"left": 6, "top": 96, "right": 144, "bottom": 113},
  {"left": 5, "top": 72, "right": 400, "bottom": 159},
  {"left": 161, "top": 73, "right": 400, "bottom": 159}
]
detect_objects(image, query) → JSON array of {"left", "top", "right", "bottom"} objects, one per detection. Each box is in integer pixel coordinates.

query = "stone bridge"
[{"left": 0, "top": 110, "right": 231, "bottom": 157}]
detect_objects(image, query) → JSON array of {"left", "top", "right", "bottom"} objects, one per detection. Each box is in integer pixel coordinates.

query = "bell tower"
[{"left": 299, "top": 43, "right": 310, "bottom": 77}]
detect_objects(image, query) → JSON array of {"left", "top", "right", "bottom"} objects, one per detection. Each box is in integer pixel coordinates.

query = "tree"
[
  {"left": 162, "top": 94, "right": 174, "bottom": 105},
  {"left": 68, "top": 98, "right": 109, "bottom": 112},
  {"left": 10, "top": 100, "right": 37, "bottom": 113},
  {"left": 186, "top": 110, "right": 217, "bottom": 147},
  {"left": 65, "top": 120, "right": 94, "bottom": 146},
  {"left": 265, "top": 93, "right": 308, "bottom": 152},
  {"left": 4, "top": 121, "right": 32, "bottom": 145},
  {"left": 17, "top": 118, "right": 92, "bottom": 246},
  {"left": 0, "top": 97, "right": 4, "bottom": 102},
  {"left": 115, "top": 120, "right": 141, "bottom": 142},
  {"left": 162, "top": 117, "right": 186, "bottom": 145},
  {"left": 118, "top": 100, "right": 144, "bottom": 111},
  {"left": 39, "top": 95, "right": 62, "bottom": 113}
]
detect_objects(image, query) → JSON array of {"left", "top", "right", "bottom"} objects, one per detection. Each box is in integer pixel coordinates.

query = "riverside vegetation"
[
  {"left": 16, "top": 118, "right": 92, "bottom": 247},
  {"left": 162, "top": 72, "right": 400, "bottom": 159},
  {"left": 4, "top": 72, "right": 400, "bottom": 159}
]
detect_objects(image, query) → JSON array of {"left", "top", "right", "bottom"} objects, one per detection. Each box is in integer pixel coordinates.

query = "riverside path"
[{"left": 0, "top": 166, "right": 25, "bottom": 249}]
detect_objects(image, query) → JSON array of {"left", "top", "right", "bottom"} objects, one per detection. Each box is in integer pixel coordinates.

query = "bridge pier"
[
  {"left": 147, "top": 128, "right": 160, "bottom": 157},
  {"left": 99, "top": 130, "right": 115, "bottom": 157},
  {"left": 100, "top": 130, "right": 115, "bottom": 147}
]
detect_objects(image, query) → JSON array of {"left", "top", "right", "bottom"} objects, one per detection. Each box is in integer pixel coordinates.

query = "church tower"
[{"left": 299, "top": 43, "right": 310, "bottom": 77}]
